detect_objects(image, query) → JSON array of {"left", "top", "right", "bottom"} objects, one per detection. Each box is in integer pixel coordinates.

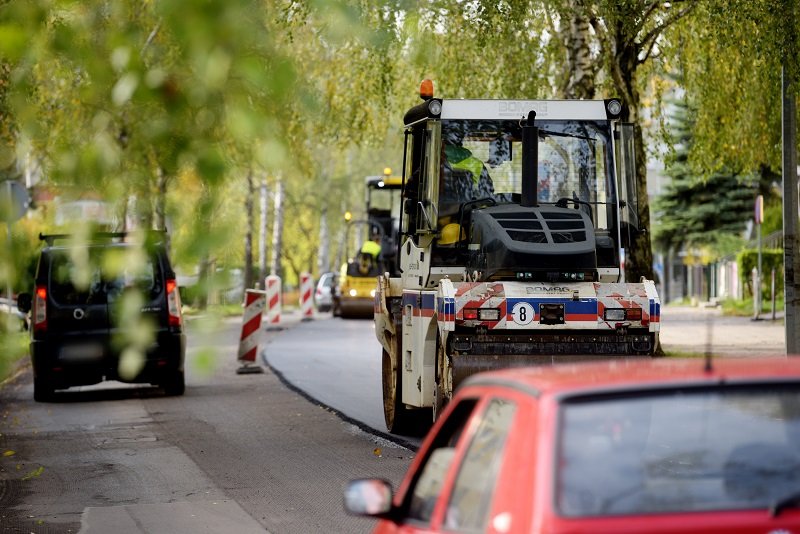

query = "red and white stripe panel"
[
  {"left": 440, "top": 281, "right": 659, "bottom": 332},
  {"left": 238, "top": 289, "right": 266, "bottom": 363},
  {"left": 265, "top": 275, "right": 281, "bottom": 325},
  {"left": 299, "top": 272, "right": 313, "bottom": 319}
]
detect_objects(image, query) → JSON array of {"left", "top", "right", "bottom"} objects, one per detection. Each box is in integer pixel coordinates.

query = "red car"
[{"left": 346, "top": 357, "right": 800, "bottom": 533}]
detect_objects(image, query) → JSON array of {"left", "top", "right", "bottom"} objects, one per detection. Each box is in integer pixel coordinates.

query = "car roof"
[
  {"left": 462, "top": 357, "right": 800, "bottom": 398},
  {"left": 45, "top": 242, "right": 137, "bottom": 251},
  {"left": 42, "top": 242, "right": 169, "bottom": 258}
]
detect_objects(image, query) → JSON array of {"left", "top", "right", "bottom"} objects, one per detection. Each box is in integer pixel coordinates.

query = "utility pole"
[
  {"left": 783, "top": 65, "right": 799, "bottom": 354},
  {"left": 755, "top": 195, "right": 763, "bottom": 320}
]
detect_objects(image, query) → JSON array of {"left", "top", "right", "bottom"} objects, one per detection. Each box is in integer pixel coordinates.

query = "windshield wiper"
[
  {"left": 770, "top": 490, "right": 800, "bottom": 517},
  {"left": 539, "top": 129, "right": 596, "bottom": 142}
]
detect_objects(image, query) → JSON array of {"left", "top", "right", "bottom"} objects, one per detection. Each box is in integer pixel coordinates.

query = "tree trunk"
[
  {"left": 118, "top": 195, "right": 128, "bottom": 232},
  {"left": 243, "top": 169, "right": 255, "bottom": 291},
  {"left": 557, "top": 3, "right": 655, "bottom": 280},
  {"left": 154, "top": 166, "right": 171, "bottom": 251},
  {"left": 154, "top": 166, "right": 168, "bottom": 231},
  {"left": 270, "top": 178, "right": 284, "bottom": 279},
  {"left": 196, "top": 255, "right": 210, "bottom": 310},
  {"left": 136, "top": 193, "right": 153, "bottom": 230},
  {"left": 557, "top": 0, "right": 597, "bottom": 100},
  {"left": 258, "top": 177, "right": 268, "bottom": 286},
  {"left": 609, "top": 30, "right": 655, "bottom": 282},
  {"left": 317, "top": 207, "right": 330, "bottom": 274}
]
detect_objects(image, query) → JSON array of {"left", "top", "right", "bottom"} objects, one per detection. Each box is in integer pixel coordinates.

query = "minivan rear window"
[{"left": 49, "top": 248, "right": 161, "bottom": 305}]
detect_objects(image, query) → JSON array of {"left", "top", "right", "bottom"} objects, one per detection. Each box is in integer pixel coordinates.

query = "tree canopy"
[
  {"left": 1, "top": 0, "right": 799, "bottom": 295},
  {"left": 653, "top": 97, "right": 759, "bottom": 257}
]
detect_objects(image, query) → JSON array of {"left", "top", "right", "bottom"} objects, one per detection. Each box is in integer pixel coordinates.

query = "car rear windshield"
[
  {"left": 557, "top": 384, "right": 800, "bottom": 517},
  {"left": 49, "top": 247, "right": 162, "bottom": 305}
]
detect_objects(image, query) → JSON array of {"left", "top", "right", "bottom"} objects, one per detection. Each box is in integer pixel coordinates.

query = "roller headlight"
[
  {"left": 606, "top": 98, "right": 622, "bottom": 118},
  {"left": 478, "top": 308, "right": 500, "bottom": 321}
]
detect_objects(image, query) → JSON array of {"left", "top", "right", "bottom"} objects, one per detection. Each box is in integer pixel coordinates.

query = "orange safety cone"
[{"left": 237, "top": 289, "right": 266, "bottom": 375}]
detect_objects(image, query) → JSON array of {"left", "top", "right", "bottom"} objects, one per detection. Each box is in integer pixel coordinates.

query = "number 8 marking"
[{"left": 511, "top": 302, "right": 534, "bottom": 326}]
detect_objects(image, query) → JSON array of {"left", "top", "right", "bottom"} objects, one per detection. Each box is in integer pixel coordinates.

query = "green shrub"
[{"left": 737, "top": 249, "right": 783, "bottom": 298}]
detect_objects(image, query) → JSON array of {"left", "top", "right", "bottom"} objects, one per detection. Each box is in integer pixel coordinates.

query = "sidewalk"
[{"left": 659, "top": 305, "right": 786, "bottom": 356}]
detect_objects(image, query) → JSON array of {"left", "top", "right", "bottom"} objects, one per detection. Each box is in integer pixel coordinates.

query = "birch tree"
[
  {"left": 243, "top": 169, "right": 256, "bottom": 291},
  {"left": 258, "top": 177, "right": 269, "bottom": 284},
  {"left": 270, "top": 179, "right": 284, "bottom": 279},
  {"left": 584, "top": 1, "right": 696, "bottom": 281}
]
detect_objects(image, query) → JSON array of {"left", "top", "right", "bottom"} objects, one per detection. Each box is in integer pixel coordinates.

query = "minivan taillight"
[
  {"left": 33, "top": 285, "right": 47, "bottom": 333},
  {"left": 166, "top": 278, "right": 182, "bottom": 327}
]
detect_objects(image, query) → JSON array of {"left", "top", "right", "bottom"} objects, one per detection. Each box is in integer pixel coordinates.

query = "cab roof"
[
  {"left": 439, "top": 99, "right": 612, "bottom": 121},
  {"left": 404, "top": 98, "right": 623, "bottom": 126}
]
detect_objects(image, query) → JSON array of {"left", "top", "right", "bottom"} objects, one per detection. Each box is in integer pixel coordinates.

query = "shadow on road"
[{"left": 42, "top": 384, "right": 167, "bottom": 403}]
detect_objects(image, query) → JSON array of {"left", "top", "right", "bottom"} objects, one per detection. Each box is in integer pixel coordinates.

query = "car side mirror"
[
  {"left": 17, "top": 292, "right": 32, "bottom": 314},
  {"left": 343, "top": 478, "right": 393, "bottom": 517}
]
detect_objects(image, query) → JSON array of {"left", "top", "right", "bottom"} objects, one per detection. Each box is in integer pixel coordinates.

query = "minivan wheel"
[
  {"left": 162, "top": 369, "right": 185, "bottom": 396},
  {"left": 33, "top": 376, "right": 55, "bottom": 402}
]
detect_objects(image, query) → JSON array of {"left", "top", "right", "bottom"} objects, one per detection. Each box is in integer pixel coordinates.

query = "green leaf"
[
  {"left": 0, "top": 25, "right": 28, "bottom": 60},
  {"left": 22, "top": 466, "right": 45, "bottom": 481}
]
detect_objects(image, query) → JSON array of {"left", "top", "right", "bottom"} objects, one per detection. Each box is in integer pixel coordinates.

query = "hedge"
[{"left": 737, "top": 249, "right": 784, "bottom": 298}]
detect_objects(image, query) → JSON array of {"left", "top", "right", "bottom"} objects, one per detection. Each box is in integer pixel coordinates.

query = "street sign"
[
  {"left": 754, "top": 194, "right": 764, "bottom": 224},
  {"left": 0, "top": 180, "right": 29, "bottom": 223}
]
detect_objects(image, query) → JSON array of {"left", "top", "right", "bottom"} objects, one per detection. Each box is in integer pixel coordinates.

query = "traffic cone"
[
  {"left": 299, "top": 272, "right": 314, "bottom": 321},
  {"left": 237, "top": 289, "right": 266, "bottom": 375}
]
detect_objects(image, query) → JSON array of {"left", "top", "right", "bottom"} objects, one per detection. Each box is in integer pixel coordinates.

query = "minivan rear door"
[
  {"left": 105, "top": 247, "right": 166, "bottom": 336},
  {"left": 47, "top": 247, "right": 111, "bottom": 363}
]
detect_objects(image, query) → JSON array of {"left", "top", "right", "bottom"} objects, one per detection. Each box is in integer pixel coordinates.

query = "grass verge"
[
  {"left": 720, "top": 297, "right": 784, "bottom": 317},
  {"left": 0, "top": 330, "right": 29, "bottom": 384}
]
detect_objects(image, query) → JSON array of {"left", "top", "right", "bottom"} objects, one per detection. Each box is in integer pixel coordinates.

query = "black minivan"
[{"left": 17, "top": 231, "right": 186, "bottom": 401}]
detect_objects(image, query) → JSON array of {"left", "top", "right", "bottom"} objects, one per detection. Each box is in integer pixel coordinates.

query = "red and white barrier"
[
  {"left": 236, "top": 289, "right": 265, "bottom": 374},
  {"left": 265, "top": 275, "right": 282, "bottom": 328},
  {"left": 299, "top": 272, "right": 314, "bottom": 321}
]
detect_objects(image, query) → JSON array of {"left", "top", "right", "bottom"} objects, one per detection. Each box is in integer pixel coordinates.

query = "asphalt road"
[
  {"left": 265, "top": 316, "right": 388, "bottom": 435},
  {"left": 0, "top": 313, "right": 412, "bottom": 534}
]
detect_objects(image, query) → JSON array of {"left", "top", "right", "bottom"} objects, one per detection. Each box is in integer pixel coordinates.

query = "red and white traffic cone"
[
  {"left": 236, "top": 289, "right": 266, "bottom": 375},
  {"left": 299, "top": 272, "right": 314, "bottom": 321},
  {"left": 265, "top": 275, "right": 282, "bottom": 330}
]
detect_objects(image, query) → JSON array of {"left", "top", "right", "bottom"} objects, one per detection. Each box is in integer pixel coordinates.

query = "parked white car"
[{"left": 314, "top": 272, "right": 336, "bottom": 313}]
